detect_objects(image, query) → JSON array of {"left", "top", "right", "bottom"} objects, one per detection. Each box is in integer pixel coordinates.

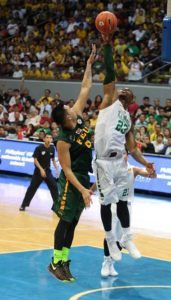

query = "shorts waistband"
[{"left": 95, "top": 151, "right": 123, "bottom": 160}]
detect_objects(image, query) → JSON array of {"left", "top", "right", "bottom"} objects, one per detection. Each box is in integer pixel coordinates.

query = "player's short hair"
[{"left": 52, "top": 100, "right": 66, "bottom": 126}]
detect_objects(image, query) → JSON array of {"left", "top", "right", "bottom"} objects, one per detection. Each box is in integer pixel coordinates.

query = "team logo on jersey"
[
  {"left": 41, "top": 151, "right": 46, "bottom": 155},
  {"left": 77, "top": 118, "right": 82, "bottom": 125}
]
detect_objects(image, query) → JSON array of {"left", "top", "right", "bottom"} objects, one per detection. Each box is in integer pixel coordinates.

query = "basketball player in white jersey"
[
  {"left": 93, "top": 34, "right": 155, "bottom": 262},
  {"left": 100, "top": 153, "right": 157, "bottom": 277}
]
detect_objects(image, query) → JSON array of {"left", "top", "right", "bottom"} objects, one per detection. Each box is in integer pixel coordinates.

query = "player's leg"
[
  {"left": 49, "top": 173, "right": 86, "bottom": 281},
  {"left": 101, "top": 238, "right": 119, "bottom": 277},
  {"left": 48, "top": 218, "right": 71, "bottom": 282},
  {"left": 93, "top": 158, "right": 122, "bottom": 261},
  {"left": 61, "top": 217, "right": 79, "bottom": 282},
  {"left": 60, "top": 173, "right": 90, "bottom": 280},
  {"left": 116, "top": 162, "right": 141, "bottom": 259},
  {"left": 101, "top": 204, "right": 121, "bottom": 277},
  {"left": 19, "top": 172, "right": 43, "bottom": 211}
]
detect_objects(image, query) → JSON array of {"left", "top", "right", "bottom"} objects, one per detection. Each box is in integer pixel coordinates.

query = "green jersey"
[{"left": 56, "top": 116, "right": 92, "bottom": 174}]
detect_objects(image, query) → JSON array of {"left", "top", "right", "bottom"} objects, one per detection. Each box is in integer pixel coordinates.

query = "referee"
[{"left": 19, "top": 133, "right": 58, "bottom": 211}]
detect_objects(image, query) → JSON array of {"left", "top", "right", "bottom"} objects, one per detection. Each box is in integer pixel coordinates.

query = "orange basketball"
[{"left": 95, "top": 11, "right": 117, "bottom": 34}]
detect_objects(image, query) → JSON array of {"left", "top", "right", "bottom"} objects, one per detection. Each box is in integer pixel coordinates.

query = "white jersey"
[{"left": 94, "top": 100, "right": 131, "bottom": 157}]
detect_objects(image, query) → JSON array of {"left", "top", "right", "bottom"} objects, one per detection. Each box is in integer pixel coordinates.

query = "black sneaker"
[
  {"left": 62, "top": 260, "right": 75, "bottom": 282},
  {"left": 48, "top": 260, "right": 70, "bottom": 282},
  {"left": 19, "top": 206, "right": 26, "bottom": 211}
]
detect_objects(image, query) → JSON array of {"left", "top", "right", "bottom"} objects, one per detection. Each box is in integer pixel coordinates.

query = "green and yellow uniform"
[{"left": 52, "top": 116, "right": 92, "bottom": 222}]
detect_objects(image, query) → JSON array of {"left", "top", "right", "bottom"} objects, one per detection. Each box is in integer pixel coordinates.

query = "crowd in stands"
[
  {"left": 0, "top": 86, "right": 171, "bottom": 156},
  {"left": 0, "top": 0, "right": 170, "bottom": 83}
]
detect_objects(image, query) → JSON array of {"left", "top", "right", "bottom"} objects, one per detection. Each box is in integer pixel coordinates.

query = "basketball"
[{"left": 95, "top": 11, "right": 117, "bottom": 34}]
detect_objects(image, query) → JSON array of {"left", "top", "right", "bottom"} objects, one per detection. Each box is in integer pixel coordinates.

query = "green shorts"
[{"left": 52, "top": 171, "right": 90, "bottom": 222}]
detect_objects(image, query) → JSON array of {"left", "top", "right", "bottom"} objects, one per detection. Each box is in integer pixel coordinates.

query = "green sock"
[
  {"left": 62, "top": 247, "right": 70, "bottom": 262},
  {"left": 53, "top": 249, "right": 62, "bottom": 264},
  {"left": 103, "top": 44, "right": 115, "bottom": 85}
]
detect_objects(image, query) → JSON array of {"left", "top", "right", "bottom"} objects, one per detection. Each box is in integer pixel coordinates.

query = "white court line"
[
  {"left": 69, "top": 285, "right": 171, "bottom": 300},
  {"left": 0, "top": 248, "right": 52, "bottom": 255},
  {"left": 0, "top": 228, "right": 53, "bottom": 231},
  {"left": 0, "top": 239, "right": 51, "bottom": 248},
  {"left": 0, "top": 245, "right": 86, "bottom": 255}
]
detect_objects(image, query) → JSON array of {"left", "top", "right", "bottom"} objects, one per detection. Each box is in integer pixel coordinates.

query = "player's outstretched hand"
[
  {"left": 145, "top": 162, "right": 156, "bottom": 177},
  {"left": 81, "top": 188, "right": 93, "bottom": 208},
  {"left": 87, "top": 44, "right": 96, "bottom": 65},
  {"left": 101, "top": 33, "right": 114, "bottom": 44}
]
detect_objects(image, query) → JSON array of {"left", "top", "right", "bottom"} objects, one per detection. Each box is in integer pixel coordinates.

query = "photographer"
[{"left": 128, "top": 56, "right": 144, "bottom": 81}]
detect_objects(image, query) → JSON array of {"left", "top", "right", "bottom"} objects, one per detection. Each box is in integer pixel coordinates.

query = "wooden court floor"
[{"left": 0, "top": 189, "right": 171, "bottom": 261}]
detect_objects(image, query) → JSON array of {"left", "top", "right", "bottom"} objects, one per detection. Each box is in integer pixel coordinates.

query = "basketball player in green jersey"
[{"left": 48, "top": 44, "right": 96, "bottom": 282}]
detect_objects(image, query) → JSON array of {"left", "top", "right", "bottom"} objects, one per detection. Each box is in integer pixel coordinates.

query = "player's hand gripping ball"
[{"left": 95, "top": 11, "right": 117, "bottom": 34}]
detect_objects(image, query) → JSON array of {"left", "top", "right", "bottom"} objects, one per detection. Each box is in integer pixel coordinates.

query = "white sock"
[
  {"left": 122, "top": 227, "right": 131, "bottom": 236},
  {"left": 105, "top": 230, "right": 114, "bottom": 239}
]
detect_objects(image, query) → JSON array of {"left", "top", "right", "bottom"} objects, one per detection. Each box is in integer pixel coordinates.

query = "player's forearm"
[
  {"left": 103, "top": 44, "right": 115, "bottom": 85},
  {"left": 130, "top": 148, "right": 149, "bottom": 167},
  {"left": 81, "top": 62, "right": 92, "bottom": 90}
]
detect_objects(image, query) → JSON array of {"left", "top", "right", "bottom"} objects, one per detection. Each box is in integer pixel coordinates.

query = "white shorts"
[{"left": 92, "top": 156, "right": 129, "bottom": 205}]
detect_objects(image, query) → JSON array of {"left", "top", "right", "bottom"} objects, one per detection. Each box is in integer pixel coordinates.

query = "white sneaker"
[
  {"left": 101, "top": 257, "right": 118, "bottom": 277},
  {"left": 120, "top": 234, "right": 141, "bottom": 259},
  {"left": 106, "top": 237, "right": 122, "bottom": 261}
]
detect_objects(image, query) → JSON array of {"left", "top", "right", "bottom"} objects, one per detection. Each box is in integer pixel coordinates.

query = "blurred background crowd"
[
  {"left": 0, "top": 85, "right": 171, "bottom": 156},
  {"left": 0, "top": 0, "right": 171, "bottom": 156},
  {"left": 0, "top": 0, "right": 171, "bottom": 84}
]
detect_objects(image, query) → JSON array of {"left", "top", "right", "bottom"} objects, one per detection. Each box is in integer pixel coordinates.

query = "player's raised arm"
[
  {"left": 73, "top": 44, "right": 96, "bottom": 116},
  {"left": 100, "top": 34, "right": 118, "bottom": 110}
]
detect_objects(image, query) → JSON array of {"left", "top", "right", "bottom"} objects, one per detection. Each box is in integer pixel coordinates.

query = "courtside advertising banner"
[{"left": 0, "top": 139, "right": 171, "bottom": 194}]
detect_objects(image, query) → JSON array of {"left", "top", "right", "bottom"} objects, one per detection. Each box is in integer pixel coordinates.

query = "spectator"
[
  {"left": 128, "top": 56, "right": 144, "bottom": 81},
  {"left": 39, "top": 110, "right": 52, "bottom": 125},
  {"left": 36, "top": 89, "right": 54, "bottom": 107},
  {"left": 128, "top": 97, "right": 139, "bottom": 121},
  {"left": 155, "top": 107, "right": 165, "bottom": 125},
  {"left": 142, "top": 135, "right": 155, "bottom": 154},
  {"left": 40, "top": 99, "right": 52, "bottom": 116},
  {"left": 132, "top": 25, "right": 146, "bottom": 42},
  {"left": 12, "top": 65, "right": 23, "bottom": 78},
  {"left": 115, "top": 59, "right": 129, "bottom": 81},
  {"left": 161, "top": 116, "right": 169, "bottom": 130},
  {"left": 139, "top": 126, "right": 148, "bottom": 141},
  {"left": 0, "top": 126, "right": 7, "bottom": 138},
  {"left": 163, "top": 128, "right": 171, "bottom": 144},
  {"left": 160, "top": 137, "right": 171, "bottom": 155},
  {"left": 147, "top": 115, "right": 157, "bottom": 135},
  {"left": 127, "top": 39, "right": 140, "bottom": 56},
  {"left": 25, "top": 109, "right": 41, "bottom": 127},
  {"left": 139, "top": 96, "right": 151, "bottom": 111},
  {"left": 135, "top": 113, "right": 147, "bottom": 128},
  {"left": 152, "top": 134, "right": 165, "bottom": 153},
  {"left": 8, "top": 109, "right": 24, "bottom": 125},
  {"left": 150, "top": 124, "right": 162, "bottom": 141}
]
